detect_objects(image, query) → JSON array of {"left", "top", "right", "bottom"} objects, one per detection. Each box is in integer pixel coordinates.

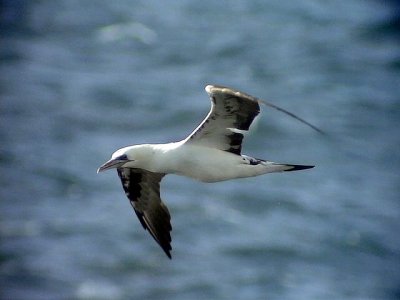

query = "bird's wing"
[
  {"left": 117, "top": 168, "right": 172, "bottom": 258},
  {"left": 184, "top": 85, "right": 260, "bottom": 155}
]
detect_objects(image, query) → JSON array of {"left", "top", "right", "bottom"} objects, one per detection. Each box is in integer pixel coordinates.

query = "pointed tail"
[
  {"left": 261, "top": 161, "right": 314, "bottom": 173},
  {"left": 283, "top": 164, "right": 314, "bottom": 171}
]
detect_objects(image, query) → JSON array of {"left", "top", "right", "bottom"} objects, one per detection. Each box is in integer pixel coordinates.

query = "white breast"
[{"left": 157, "top": 144, "right": 244, "bottom": 182}]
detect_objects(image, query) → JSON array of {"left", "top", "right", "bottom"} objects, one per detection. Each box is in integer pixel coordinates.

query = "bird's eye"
[{"left": 118, "top": 154, "right": 128, "bottom": 161}]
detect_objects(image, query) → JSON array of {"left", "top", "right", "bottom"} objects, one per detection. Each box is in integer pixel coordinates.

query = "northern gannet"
[{"left": 98, "top": 85, "right": 316, "bottom": 258}]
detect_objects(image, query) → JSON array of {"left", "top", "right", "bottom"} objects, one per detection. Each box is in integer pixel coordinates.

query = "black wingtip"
[
  {"left": 284, "top": 164, "right": 314, "bottom": 171},
  {"left": 161, "top": 245, "right": 172, "bottom": 259}
]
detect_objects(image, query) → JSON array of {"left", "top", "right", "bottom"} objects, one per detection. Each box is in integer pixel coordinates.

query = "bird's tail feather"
[{"left": 261, "top": 161, "right": 314, "bottom": 173}]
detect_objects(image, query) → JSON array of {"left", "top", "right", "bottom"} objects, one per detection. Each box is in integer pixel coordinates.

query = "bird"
[{"left": 97, "top": 84, "right": 316, "bottom": 259}]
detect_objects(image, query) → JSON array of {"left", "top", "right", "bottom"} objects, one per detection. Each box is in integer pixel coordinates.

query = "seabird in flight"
[{"left": 98, "top": 85, "right": 318, "bottom": 258}]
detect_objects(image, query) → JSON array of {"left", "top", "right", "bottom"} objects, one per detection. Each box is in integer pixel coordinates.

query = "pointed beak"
[{"left": 97, "top": 159, "right": 126, "bottom": 173}]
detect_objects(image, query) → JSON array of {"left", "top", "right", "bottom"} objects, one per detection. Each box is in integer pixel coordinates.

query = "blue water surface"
[{"left": 1, "top": 1, "right": 399, "bottom": 299}]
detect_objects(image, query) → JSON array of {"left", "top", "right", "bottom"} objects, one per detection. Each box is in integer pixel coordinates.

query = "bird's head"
[{"left": 97, "top": 146, "right": 143, "bottom": 173}]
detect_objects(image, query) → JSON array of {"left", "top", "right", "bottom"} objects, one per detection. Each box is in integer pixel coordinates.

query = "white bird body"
[
  {"left": 116, "top": 142, "right": 297, "bottom": 183},
  {"left": 98, "top": 85, "right": 315, "bottom": 258}
]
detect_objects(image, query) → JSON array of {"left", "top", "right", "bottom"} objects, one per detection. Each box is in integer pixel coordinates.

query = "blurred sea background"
[{"left": 1, "top": 1, "right": 399, "bottom": 299}]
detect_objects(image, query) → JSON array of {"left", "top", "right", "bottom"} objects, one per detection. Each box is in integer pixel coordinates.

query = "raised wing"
[
  {"left": 184, "top": 85, "right": 260, "bottom": 155},
  {"left": 117, "top": 168, "right": 172, "bottom": 258}
]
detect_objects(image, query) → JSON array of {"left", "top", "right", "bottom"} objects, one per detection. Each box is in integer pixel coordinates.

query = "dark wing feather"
[
  {"left": 117, "top": 168, "right": 172, "bottom": 258},
  {"left": 185, "top": 85, "right": 260, "bottom": 155}
]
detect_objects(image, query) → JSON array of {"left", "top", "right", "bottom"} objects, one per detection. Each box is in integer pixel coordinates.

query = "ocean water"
[{"left": 1, "top": 1, "right": 399, "bottom": 299}]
